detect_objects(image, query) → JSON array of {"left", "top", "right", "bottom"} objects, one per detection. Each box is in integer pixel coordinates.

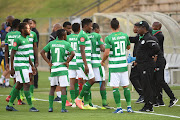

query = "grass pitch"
[{"left": 0, "top": 71, "right": 180, "bottom": 120}]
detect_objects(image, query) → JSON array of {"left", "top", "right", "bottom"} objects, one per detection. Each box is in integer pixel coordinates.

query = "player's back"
[
  {"left": 105, "top": 32, "right": 130, "bottom": 72},
  {"left": 49, "top": 39, "right": 69, "bottom": 64},
  {"left": 5, "top": 31, "right": 21, "bottom": 55}
]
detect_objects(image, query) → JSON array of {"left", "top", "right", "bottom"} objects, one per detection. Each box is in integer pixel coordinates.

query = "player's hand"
[
  {"left": 10, "top": 68, "right": 15, "bottom": 76},
  {"left": 35, "top": 61, "right": 39, "bottom": 68},
  {"left": 6, "top": 64, "right": 9, "bottom": 70},
  {"left": 133, "top": 62, "right": 137, "bottom": 66},
  {"left": 63, "top": 62, "right": 69, "bottom": 68},
  {"left": 84, "top": 65, "right": 89, "bottom": 75},
  {"left": 48, "top": 62, "right": 53, "bottom": 67},
  {"left": 32, "top": 66, "right": 37, "bottom": 75},
  {"left": 101, "top": 61, "right": 105, "bottom": 66}
]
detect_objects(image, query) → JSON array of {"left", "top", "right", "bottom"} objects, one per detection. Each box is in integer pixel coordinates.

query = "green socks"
[
  {"left": 9, "top": 83, "right": 16, "bottom": 96},
  {"left": 70, "top": 90, "right": 75, "bottom": 104},
  {"left": 75, "top": 83, "right": 79, "bottom": 98},
  {"left": 89, "top": 90, "right": 92, "bottom": 106},
  {"left": 124, "top": 87, "right": 131, "bottom": 107},
  {"left": 113, "top": 88, "right": 121, "bottom": 108},
  {"left": 79, "top": 82, "right": 91, "bottom": 99},
  {"left": 8, "top": 88, "right": 19, "bottom": 106},
  {"left": 100, "top": 90, "right": 107, "bottom": 106},
  {"left": 61, "top": 95, "right": 67, "bottom": 110},
  {"left": 30, "top": 85, "right": 34, "bottom": 97},
  {"left": 49, "top": 95, "right": 54, "bottom": 108},
  {"left": 16, "top": 90, "right": 20, "bottom": 100},
  {"left": 24, "top": 90, "right": 33, "bottom": 108}
]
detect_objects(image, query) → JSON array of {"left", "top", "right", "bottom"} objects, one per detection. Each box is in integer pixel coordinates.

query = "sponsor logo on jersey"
[
  {"left": 80, "top": 37, "right": 85, "bottom": 42},
  {"left": 141, "top": 40, "right": 145, "bottom": 44},
  {"left": 13, "top": 42, "right": 17, "bottom": 47}
]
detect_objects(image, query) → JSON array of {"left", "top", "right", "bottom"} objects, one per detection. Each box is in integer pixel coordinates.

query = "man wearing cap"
[{"left": 136, "top": 21, "right": 161, "bottom": 112}]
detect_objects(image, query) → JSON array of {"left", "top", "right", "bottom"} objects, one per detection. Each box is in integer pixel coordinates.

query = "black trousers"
[
  {"left": 138, "top": 64, "right": 155, "bottom": 107},
  {"left": 130, "top": 64, "right": 143, "bottom": 96},
  {"left": 34, "top": 57, "right": 38, "bottom": 88},
  {"left": 155, "top": 59, "right": 175, "bottom": 101}
]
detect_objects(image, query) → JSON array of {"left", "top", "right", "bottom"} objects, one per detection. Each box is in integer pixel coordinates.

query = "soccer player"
[
  {"left": 22, "top": 18, "right": 38, "bottom": 101},
  {"left": 75, "top": 18, "right": 97, "bottom": 110},
  {"left": 53, "top": 22, "right": 72, "bottom": 103},
  {"left": 87, "top": 23, "right": 109, "bottom": 108},
  {"left": 40, "top": 29, "right": 75, "bottom": 112},
  {"left": 5, "top": 19, "right": 25, "bottom": 105},
  {"left": 101, "top": 18, "right": 133, "bottom": 113},
  {"left": 6, "top": 22, "right": 39, "bottom": 112},
  {"left": 66, "top": 23, "right": 82, "bottom": 107}
]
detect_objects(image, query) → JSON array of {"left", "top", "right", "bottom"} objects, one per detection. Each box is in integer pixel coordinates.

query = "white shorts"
[
  {"left": 78, "top": 64, "right": 95, "bottom": 80},
  {"left": 93, "top": 66, "right": 105, "bottom": 81},
  {"left": 109, "top": 71, "right": 129, "bottom": 87},
  {"left": 49, "top": 75, "right": 69, "bottom": 87},
  {"left": 15, "top": 69, "right": 30, "bottom": 83},
  {"left": 29, "top": 64, "right": 32, "bottom": 73},
  {"left": 68, "top": 70, "right": 83, "bottom": 79}
]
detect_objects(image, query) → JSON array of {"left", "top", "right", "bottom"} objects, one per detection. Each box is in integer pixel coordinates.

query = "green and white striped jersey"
[
  {"left": 27, "top": 31, "right": 38, "bottom": 63},
  {"left": 12, "top": 35, "right": 30, "bottom": 71},
  {"left": 5, "top": 31, "right": 21, "bottom": 56},
  {"left": 43, "top": 39, "right": 74, "bottom": 77},
  {"left": 88, "top": 32, "right": 104, "bottom": 68},
  {"left": 66, "top": 33, "right": 79, "bottom": 70},
  {"left": 76, "top": 30, "right": 92, "bottom": 67},
  {"left": 105, "top": 32, "right": 130, "bottom": 72}
]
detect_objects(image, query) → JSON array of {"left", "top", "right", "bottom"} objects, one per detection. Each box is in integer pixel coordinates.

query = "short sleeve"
[
  {"left": 97, "top": 34, "right": 104, "bottom": 45},
  {"left": 12, "top": 38, "right": 20, "bottom": 51},
  {"left": 33, "top": 33, "right": 38, "bottom": 43},
  {"left": 126, "top": 34, "right": 130, "bottom": 46},
  {"left": 105, "top": 37, "right": 110, "bottom": 49},
  {"left": 43, "top": 42, "right": 50, "bottom": 52},
  {"left": 66, "top": 42, "right": 74, "bottom": 53},
  {"left": 78, "top": 34, "right": 86, "bottom": 46}
]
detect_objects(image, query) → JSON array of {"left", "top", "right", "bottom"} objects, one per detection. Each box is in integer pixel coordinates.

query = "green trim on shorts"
[
  {"left": 108, "top": 71, "right": 110, "bottom": 82},
  {"left": 99, "top": 66, "right": 103, "bottom": 78},
  {"left": 80, "top": 65, "right": 88, "bottom": 78},
  {"left": 20, "top": 70, "right": 25, "bottom": 83}
]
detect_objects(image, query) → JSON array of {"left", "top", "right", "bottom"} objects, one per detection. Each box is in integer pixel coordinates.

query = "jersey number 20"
[{"left": 114, "top": 41, "right": 125, "bottom": 56}]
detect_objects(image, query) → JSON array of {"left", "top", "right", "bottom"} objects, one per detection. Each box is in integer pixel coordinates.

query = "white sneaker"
[{"left": 71, "top": 103, "right": 76, "bottom": 108}]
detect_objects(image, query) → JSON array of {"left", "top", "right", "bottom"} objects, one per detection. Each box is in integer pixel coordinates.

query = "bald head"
[
  {"left": 6, "top": 16, "right": 15, "bottom": 26},
  {"left": 53, "top": 23, "right": 62, "bottom": 32},
  {"left": 152, "top": 22, "right": 162, "bottom": 30}
]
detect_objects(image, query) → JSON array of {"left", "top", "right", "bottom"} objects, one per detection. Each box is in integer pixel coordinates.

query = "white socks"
[{"left": 56, "top": 91, "right": 61, "bottom": 98}]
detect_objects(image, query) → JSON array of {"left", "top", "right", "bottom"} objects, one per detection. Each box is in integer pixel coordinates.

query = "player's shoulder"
[{"left": 29, "top": 31, "right": 37, "bottom": 37}]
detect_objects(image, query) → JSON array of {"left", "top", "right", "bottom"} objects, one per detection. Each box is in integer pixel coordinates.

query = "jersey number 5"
[{"left": 114, "top": 41, "right": 125, "bottom": 56}]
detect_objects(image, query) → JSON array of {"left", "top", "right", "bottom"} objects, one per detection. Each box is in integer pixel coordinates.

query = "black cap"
[{"left": 136, "top": 21, "right": 149, "bottom": 30}]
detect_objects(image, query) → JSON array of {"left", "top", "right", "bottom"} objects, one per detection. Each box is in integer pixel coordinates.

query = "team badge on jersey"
[
  {"left": 13, "top": 42, "right": 17, "bottom": 47},
  {"left": 141, "top": 40, "right": 145, "bottom": 44},
  {"left": 80, "top": 37, "right": 85, "bottom": 42},
  {"left": 100, "top": 38, "right": 103, "bottom": 42}
]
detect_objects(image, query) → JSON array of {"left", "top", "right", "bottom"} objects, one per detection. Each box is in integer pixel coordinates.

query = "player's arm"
[
  {"left": 29, "top": 56, "right": 36, "bottom": 75},
  {"left": 101, "top": 37, "right": 110, "bottom": 66},
  {"left": 10, "top": 49, "right": 16, "bottom": 76},
  {"left": 98, "top": 35, "right": 105, "bottom": 52},
  {"left": 33, "top": 42, "right": 38, "bottom": 68},
  {"left": 40, "top": 49, "right": 52, "bottom": 67},
  {"left": 126, "top": 34, "right": 131, "bottom": 50},
  {"left": 5, "top": 45, "right": 9, "bottom": 69}
]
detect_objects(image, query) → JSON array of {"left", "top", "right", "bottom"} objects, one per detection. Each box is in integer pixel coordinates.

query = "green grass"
[
  {"left": 0, "top": 0, "right": 96, "bottom": 18},
  {"left": 0, "top": 71, "right": 180, "bottom": 120}
]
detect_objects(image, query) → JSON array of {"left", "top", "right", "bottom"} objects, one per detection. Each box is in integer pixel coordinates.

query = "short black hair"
[
  {"left": 72, "top": 23, "right": 80, "bottom": 32},
  {"left": 81, "top": 18, "right": 92, "bottom": 28},
  {"left": 63, "top": 21, "right": 71, "bottom": 28},
  {"left": 12, "top": 19, "right": 21, "bottom": 29},
  {"left": 56, "top": 29, "right": 66, "bottom": 39},
  {"left": 23, "top": 18, "right": 31, "bottom": 23},
  {"left": 92, "top": 23, "right": 99, "bottom": 30},
  {"left": 32, "top": 19, "right": 36, "bottom": 24},
  {"left": 18, "top": 22, "right": 28, "bottom": 33},
  {"left": 111, "top": 18, "right": 119, "bottom": 30}
]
